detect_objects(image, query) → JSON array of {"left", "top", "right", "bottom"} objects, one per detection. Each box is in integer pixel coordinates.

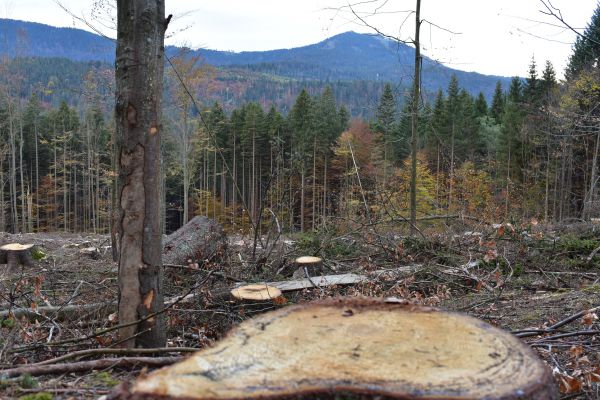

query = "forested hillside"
[
  {"left": 0, "top": 19, "right": 511, "bottom": 104},
  {"left": 0, "top": 7, "right": 599, "bottom": 235}
]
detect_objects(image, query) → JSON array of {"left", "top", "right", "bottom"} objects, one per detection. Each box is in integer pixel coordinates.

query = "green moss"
[
  {"left": 558, "top": 235, "right": 600, "bottom": 255},
  {"left": 583, "top": 285, "right": 600, "bottom": 293},
  {"left": 19, "top": 374, "right": 38, "bottom": 389},
  {"left": 92, "top": 371, "right": 119, "bottom": 387},
  {"left": 30, "top": 247, "right": 46, "bottom": 261},
  {"left": 1, "top": 317, "right": 15, "bottom": 329},
  {"left": 18, "top": 393, "right": 53, "bottom": 400}
]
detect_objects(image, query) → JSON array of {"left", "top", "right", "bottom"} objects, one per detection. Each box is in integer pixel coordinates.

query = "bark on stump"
[
  {"left": 0, "top": 243, "right": 35, "bottom": 273},
  {"left": 119, "top": 297, "right": 557, "bottom": 400},
  {"left": 163, "top": 216, "right": 226, "bottom": 266}
]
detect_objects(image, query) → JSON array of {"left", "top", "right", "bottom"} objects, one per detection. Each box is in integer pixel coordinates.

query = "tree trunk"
[
  {"left": 409, "top": 1, "right": 421, "bottom": 235},
  {"left": 115, "top": 0, "right": 167, "bottom": 348}
]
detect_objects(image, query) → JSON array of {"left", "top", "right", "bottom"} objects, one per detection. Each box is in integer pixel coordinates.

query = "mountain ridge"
[{"left": 0, "top": 18, "right": 512, "bottom": 100}]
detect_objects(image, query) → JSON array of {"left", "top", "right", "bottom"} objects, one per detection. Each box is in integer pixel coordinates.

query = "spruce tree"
[
  {"left": 490, "top": 81, "right": 505, "bottom": 124},
  {"left": 524, "top": 56, "right": 540, "bottom": 107},
  {"left": 566, "top": 4, "right": 600, "bottom": 80},
  {"left": 474, "top": 92, "right": 488, "bottom": 118}
]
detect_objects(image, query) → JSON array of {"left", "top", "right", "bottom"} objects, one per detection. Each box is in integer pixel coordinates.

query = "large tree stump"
[
  {"left": 162, "top": 216, "right": 226, "bottom": 265},
  {"left": 119, "top": 298, "right": 557, "bottom": 399},
  {"left": 0, "top": 243, "right": 34, "bottom": 273}
]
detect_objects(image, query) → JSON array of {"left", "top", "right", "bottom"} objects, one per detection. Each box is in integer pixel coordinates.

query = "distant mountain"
[{"left": 0, "top": 19, "right": 512, "bottom": 101}]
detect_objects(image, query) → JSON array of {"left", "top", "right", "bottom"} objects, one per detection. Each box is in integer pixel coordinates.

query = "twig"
[
  {"left": 28, "top": 347, "right": 198, "bottom": 366},
  {"left": 513, "top": 306, "right": 599, "bottom": 338},
  {"left": 532, "top": 330, "right": 600, "bottom": 342},
  {"left": 0, "top": 356, "right": 182, "bottom": 378}
]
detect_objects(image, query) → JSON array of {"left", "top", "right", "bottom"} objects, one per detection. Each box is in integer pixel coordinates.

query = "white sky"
[{"left": 1, "top": 0, "right": 598, "bottom": 78}]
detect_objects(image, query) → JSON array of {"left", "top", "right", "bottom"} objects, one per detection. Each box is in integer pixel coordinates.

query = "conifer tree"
[
  {"left": 474, "top": 92, "right": 488, "bottom": 118},
  {"left": 566, "top": 4, "right": 600, "bottom": 80},
  {"left": 373, "top": 83, "right": 397, "bottom": 184},
  {"left": 490, "top": 81, "right": 505, "bottom": 123}
]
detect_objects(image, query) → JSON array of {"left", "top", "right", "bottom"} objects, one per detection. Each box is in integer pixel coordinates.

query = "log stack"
[{"left": 117, "top": 297, "right": 557, "bottom": 399}]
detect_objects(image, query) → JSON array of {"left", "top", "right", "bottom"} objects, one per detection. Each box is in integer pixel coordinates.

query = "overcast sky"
[{"left": 1, "top": 0, "right": 598, "bottom": 78}]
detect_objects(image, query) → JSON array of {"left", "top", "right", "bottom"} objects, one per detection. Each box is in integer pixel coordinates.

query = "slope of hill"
[{"left": 0, "top": 19, "right": 512, "bottom": 100}]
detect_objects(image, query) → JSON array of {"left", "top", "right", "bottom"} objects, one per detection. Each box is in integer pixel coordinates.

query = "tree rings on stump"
[
  {"left": 123, "top": 297, "right": 556, "bottom": 399},
  {"left": 230, "top": 284, "right": 282, "bottom": 301}
]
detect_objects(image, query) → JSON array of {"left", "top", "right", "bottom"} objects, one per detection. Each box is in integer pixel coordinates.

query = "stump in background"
[
  {"left": 122, "top": 297, "right": 557, "bottom": 400},
  {"left": 292, "top": 255, "right": 323, "bottom": 278},
  {"left": 162, "top": 216, "right": 226, "bottom": 266},
  {"left": 0, "top": 243, "right": 34, "bottom": 273}
]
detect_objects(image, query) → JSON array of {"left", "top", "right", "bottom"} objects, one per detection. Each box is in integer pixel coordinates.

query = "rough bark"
[
  {"left": 120, "top": 298, "right": 557, "bottom": 400},
  {"left": 115, "top": 0, "right": 167, "bottom": 348},
  {"left": 162, "top": 216, "right": 226, "bottom": 265},
  {"left": 409, "top": 0, "right": 421, "bottom": 235}
]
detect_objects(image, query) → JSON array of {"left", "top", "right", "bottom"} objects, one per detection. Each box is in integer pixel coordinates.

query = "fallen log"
[
  {"left": 162, "top": 216, "right": 226, "bottom": 265},
  {"left": 121, "top": 297, "right": 557, "bottom": 400}
]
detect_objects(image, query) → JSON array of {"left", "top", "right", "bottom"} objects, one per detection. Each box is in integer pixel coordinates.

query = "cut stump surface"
[
  {"left": 124, "top": 298, "right": 556, "bottom": 400},
  {"left": 230, "top": 284, "right": 282, "bottom": 301}
]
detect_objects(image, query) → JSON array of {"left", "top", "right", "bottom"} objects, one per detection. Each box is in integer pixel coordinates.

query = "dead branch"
[
  {"left": 29, "top": 347, "right": 198, "bottom": 366},
  {"left": 0, "top": 356, "right": 182, "bottom": 378}
]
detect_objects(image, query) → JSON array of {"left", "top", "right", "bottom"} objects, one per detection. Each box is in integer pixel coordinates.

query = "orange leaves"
[
  {"left": 555, "top": 371, "right": 583, "bottom": 394},
  {"left": 272, "top": 296, "right": 288, "bottom": 306},
  {"left": 581, "top": 312, "right": 598, "bottom": 326}
]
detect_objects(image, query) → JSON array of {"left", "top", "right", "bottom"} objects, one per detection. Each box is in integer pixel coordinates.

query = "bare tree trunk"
[
  {"left": 18, "top": 107, "right": 27, "bottom": 233},
  {"left": 323, "top": 154, "right": 327, "bottom": 225},
  {"left": 583, "top": 130, "right": 600, "bottom": 219},
  {"left": 115, "top": 0, "right": 167, "bottom": 348},
  {"left": 8, "top": 102, "right": 19, "bottom": 232},
  {"left": 300, "top": 170, "right": 305, "bottom": 232},
  {"left": 409, "top": 0, "right": 421, "bottom": 235},
  {"left": 312, "top": 139, "right": 317, "bottom": 231},
  {"left": 0, "top": 153, "right": 5, "bottom": 232}
]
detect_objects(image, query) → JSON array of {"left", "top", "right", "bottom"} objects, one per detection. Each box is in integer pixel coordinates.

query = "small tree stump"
[
  {"left": 0, "top": 243, "right": 35, "bottom": 273},
  {"left": 231, "top": 284, "right": 282, "bottom": 301},
  {"left": 292, "top": 255, "right": 323, "bottom": 278},
  {"left": 122, "top": 297, "right": 557, "bottom": 399}
]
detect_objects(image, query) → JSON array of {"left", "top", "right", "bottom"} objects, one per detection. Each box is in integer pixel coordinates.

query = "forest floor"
[{"left": 0, "top": 219, "right": 599, "bottom": 399}]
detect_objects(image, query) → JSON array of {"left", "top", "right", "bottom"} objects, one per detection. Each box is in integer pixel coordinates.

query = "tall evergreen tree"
[
  {"left": 474, "top": 92, "right": 488, "bottom": 118},
  {"left": 566, "top": 4, "right": 600, "bottom": 80},
  {"left": 490, "top": 81, "right": 505, "bottom": 123},
  {"left": 524, "top": 56, "right": 540, "bottom": 107}
]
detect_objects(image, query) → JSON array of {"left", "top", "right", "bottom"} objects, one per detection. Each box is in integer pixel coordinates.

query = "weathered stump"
[
  {"left": 118, "top": 297, "right": 557, "bottom": 399},
  {"left": 162, "top": 216, "right": 226, "bottom": 265},
  {"left": 292, "top": 255, "right": 323, "bottom": 278},
  {"left": 0, "top": 243, "right": 35, "bottom": 273},
  {"left": 231, "top": 284, "right": 282, "bottom": 301}
]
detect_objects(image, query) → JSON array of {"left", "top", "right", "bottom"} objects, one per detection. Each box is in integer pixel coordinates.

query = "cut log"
[
  {"left": 122, "top": 297, "right": 557, "bottom": 400},
  {"left": 0, "top": 243, "right": 35, "bottom": 272},
  {"left": 162, "top": 216, "right": 226, "bottom": 265}
]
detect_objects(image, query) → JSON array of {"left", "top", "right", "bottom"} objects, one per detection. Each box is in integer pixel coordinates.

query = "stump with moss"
[{"left": 117, "top": 297, "right": 556, "bottom": 400}]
